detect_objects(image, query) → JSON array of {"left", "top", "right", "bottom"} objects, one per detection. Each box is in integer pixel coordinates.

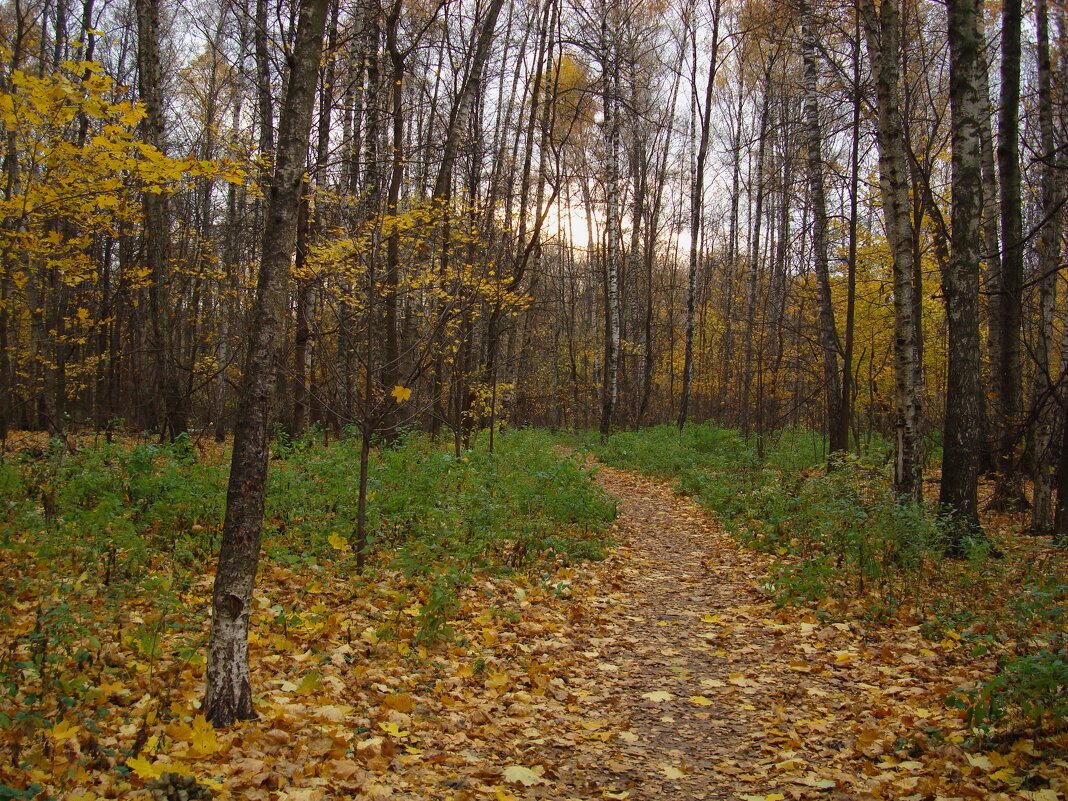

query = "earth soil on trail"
[{"left": 541, "top": 463, "right": 990, "bottom": 801}]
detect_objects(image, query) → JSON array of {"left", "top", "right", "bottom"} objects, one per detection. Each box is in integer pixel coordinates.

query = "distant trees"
[{"left": 1, "top": 0, "right": 1067, "bottom": 547}]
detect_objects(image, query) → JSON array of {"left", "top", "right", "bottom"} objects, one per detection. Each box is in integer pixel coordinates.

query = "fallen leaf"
[
  {"left": 502, "top": 765, "right": 546, "bottom": 786},
  {"left": 126, "top": 756, "right": 164, "bottom": 781},
  {"left": 48, "top": 720, "right": 80, "bottom": 740}
]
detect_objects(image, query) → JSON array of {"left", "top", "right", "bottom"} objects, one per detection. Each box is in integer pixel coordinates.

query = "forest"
[{"left": 1, "top": 0, "right": 1068, "bottom": 797}]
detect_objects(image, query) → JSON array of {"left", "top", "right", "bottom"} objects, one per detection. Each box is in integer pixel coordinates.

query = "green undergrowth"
[
  {"left": 570, "top": 423, "right": 943, "bottom": 605},
  {"left": 0, "top": 427, "right": 615, "bottom": 742},
  {"left": 569, "top": 422, "right": 1068, "bottom": 734},
  {"left": 0, "top": 425, "right": 614, "bottom": 624}
]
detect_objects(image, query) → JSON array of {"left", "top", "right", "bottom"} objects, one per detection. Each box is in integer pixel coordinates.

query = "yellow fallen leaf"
[
  {"left": 383, "top": 693, "right": 415, "bottom": 713},
  {"left": 188, "top": 714, "right": 219, "bottom": 758},
  {"left": 296, "top": 670, "right": 323, "bottom": 695},
  {"left": 378, "top": 721, "right": 409, "bottom": 739},
  {"left": 502, "top": 765, "right": 545, "bottom": 786},
  {"left": 316, "top": 704, "right": 353, "bottom": 722},
  {"left": 662, "top": 765, "right": 686, "bottom": 779},
  {"left": 126, "top": 755, "right": 164, "bottom": 781},
  {"left": 1020, "top": 790, "right": 1059, "bottom": 801},
  {"left": 688, "top": 695, "right": 714, "bottom": 706},
  {"left": 48, "top": 720, "right": 80, "bottom": 740},
  {"left": 328, "top": 532, "right": 347, "bottom": 551},
  {"left": 641, "top": 690, "right": 674, "bottom": 702},
  {"left": 989, "top": 768, "right": 1016, "bottom": 783}
]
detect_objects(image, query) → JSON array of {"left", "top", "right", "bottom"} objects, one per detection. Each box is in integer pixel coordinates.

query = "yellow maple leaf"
[
  {"left": 390, "top": 385, "right": 412, "bottom": 403},
  {"left": 127, "top": 755, "right": 164, "bottom": 780},
  {"left": 48, "top": 720, "right": 80, "bottom": 740},
  {"left": 688, "top": 695, "right": 714, "bottom": 706},
  {"left": 327, "top": 532, "right": 347, "bottom": 551},
  {"left": 378, "top": 721, "right": 409, "bottom": 739},
  {"left": 187, "top": 715, "right": 219, "bottom": 758},
  {"left": 502, "top": 765, "right": 545, "bottom": 786}
]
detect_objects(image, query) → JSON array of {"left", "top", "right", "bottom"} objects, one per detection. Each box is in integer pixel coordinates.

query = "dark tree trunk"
[
  {"left": 801, "top": 0, "right": 845, "bottom": 457},
  {"left": 1030, "top": 0, "right": 1063, "bottom": 533},
  {"left": 678, "top": 0, "right": 720, "bottom": 431},
  {"left": 940, "top": 0, "right": 985, "bottom": 545},
  {"left": 135, "top": 0, "right": 185, "bottom": 440},
  {"left": 988, "top": 0, "right": 1027, "bottom": 509}
]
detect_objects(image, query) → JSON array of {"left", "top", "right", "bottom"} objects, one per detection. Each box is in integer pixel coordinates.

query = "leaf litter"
[{"left": 3, "top": 460, "right": 1067, "bottom": 800}]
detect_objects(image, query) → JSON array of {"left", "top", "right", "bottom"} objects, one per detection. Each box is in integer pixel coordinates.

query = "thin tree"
[
  {"left": 988, "top": 0, "right": 1026, "bottom": 509},
  {"left": 203, "top": 0, "right": 329, "bottom": 729},
  {"left": 800, "top": 0, "right": 846, "bottom": 456},
  {"left": 678, "top": 0, "right": 721, "bottom": 431},
  {"left": 858, "top": 0, "right": 924, "bottom": 504}
]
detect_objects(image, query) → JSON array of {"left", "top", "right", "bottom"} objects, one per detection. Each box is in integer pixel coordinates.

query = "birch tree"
[{"left": 204, "top": 0, "right": 329, "bottom": 728}]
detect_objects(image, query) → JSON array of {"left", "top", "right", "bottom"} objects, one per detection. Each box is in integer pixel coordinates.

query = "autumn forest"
[{"left": 2, "top": 0, "right": 1068, "bottom": 797}]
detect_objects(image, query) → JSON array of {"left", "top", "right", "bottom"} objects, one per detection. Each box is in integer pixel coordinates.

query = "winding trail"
[{"left": 544, "top": 463, "right": 870, "bottom": 801}]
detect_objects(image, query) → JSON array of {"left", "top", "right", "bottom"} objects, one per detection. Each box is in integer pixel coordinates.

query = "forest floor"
[{"left": 9, "top": 455, "right": 1068, "bottom": 800}]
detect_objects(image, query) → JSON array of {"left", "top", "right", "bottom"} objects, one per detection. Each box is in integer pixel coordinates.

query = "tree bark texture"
[
  {"left": 859, "top": 0, "right": 924, "bottom": 504},
  {"left": 939, "top": 0, "right": 985, "bottom": 541},
  {"left": 1030, "top": 0, "right": 1063, "bottom": 532},
  {"left": 204, "top": 0, "right": 329, "bottom": 729},
  {"left": 801, "top": 0, "right": 845, "bottom": 456},
  {"left": 989, "top": 0, "right": 1026, "bottom": 507}
]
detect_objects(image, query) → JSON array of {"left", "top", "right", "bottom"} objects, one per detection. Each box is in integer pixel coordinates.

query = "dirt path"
[
  {"left": 541, "top": 463, "right": 905, "bottom": 801},
  {"left": 572, "top": 464, "right": 790, "bottom": 800}
]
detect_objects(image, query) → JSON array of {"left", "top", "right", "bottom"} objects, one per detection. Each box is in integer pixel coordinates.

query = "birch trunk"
[
  {"left": 599, "top": 10, "right": 621, "bottom": 436},
  {"left": 859, "top": 0, "right": 924, "bottom": 504},
  {"left": 204, "top": 0, "right": 329, "bottom": 728}
]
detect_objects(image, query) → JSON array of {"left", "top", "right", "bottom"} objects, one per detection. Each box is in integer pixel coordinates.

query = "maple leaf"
[
  {"left": 502, "top": 765, "right": 546, "bottom": 786},
  {"left": 390, "top": 385, "right": 412, "bottom": 403},
  {"left": 641, "top": 690, "right": 674, "bottom": 702},
  {"left": 378, "top": 721, "right": 409, "bottom": 739},
  {"left": 127, "top": 755, "right": 165, "bottom": 780},
  {"left": 382, "top": 692, "right": 415, "bottom": 713},
  {"left": 661, "top": 765, "right": 686, "bottom": 779},
  {"left": 688, "top": 695, "right": 714, "bottom": 706},
  {"left": 327, "top": 532, "right": 347, "bottom": 551},
  {"left": 48, "top": 720, "right": 80, "bottom": 740},
  {"left": 187, "top": 714, "right": 219, "bottom": 758}
]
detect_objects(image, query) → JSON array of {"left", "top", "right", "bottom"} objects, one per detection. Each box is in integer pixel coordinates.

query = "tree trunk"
[
  {"left": 678, "top": 0, "right": 720, "bottom": 431},
  {"left": 203, "top": 0, "right": 329, "bottom": 729},
  {"left": 988, "top": 0, "right": 1026, "bottom": 509},
  {"left": 939, "top": 0, "right": 985, "bottom": 545},
  {"left": 801, "top": 0, "right": 844, "bottom": 457},
  {"left": 135, "top": 0, "right": 185, "bottom": 440},
  {"left": 859, "top": 0, "right": 923, "bottom": 504},
  {"left": 599, "top": 8, "right": 621, "bottom": 437},
  {"left": 1030, "top": 0, "right": 1063, "bottom": 533}
]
